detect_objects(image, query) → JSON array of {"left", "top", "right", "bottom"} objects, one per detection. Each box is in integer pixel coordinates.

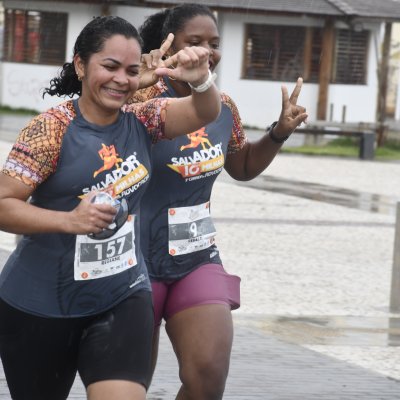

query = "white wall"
[
  {"left": 217, "top": 12, "right": 382, "bottom": 128},
  {"left": 1, "top": 63, "right": 60, "bottom": 110},
  {"left": 0, "top": 1, "right": 386, "bottom": 125},
  {"left": 327, "top": 23, "right": 380, "bottom": 124},
  {"left": 1, "top": 2, "right": 162, "bottom": 111},
  {"left": 3, "top": 1, "right": 103, "bottom": 111},
  {"left": 111, "top": 5, "right": 161, "bottom": 32},
  {"left": 216, "top": 13, "right": 319, "bottom": 128}
]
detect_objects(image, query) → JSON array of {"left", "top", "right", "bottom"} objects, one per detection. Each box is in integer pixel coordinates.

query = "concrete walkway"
[{"left": 0, "top": 118, "right": 400, "bottom": 398}]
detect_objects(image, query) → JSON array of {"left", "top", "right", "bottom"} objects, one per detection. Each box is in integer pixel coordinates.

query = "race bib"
[
  {"left": 74, "top": 215, "right": 137, "bottom": 280},
  {"left": 168, "top": 202, "right": 216, "bottom": 256}
]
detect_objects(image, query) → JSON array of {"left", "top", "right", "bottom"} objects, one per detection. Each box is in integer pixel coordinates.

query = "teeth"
[{"left": 106, "top": 88, "right": 125, "bottom": 95}]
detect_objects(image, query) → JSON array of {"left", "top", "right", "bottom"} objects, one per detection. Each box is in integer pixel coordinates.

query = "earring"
[{"left": 77, "top": 74, "right": 82, "bottom": 81}]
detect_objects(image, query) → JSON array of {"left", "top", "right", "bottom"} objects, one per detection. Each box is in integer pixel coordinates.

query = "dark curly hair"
[
  {"left": 43, "top": 16, "right": 142, "bottom": 98},
  {"left": 139, "top": 3, "right": 217, "bottom": 54}
]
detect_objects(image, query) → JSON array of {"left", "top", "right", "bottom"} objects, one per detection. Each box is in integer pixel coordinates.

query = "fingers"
[
  {"left": 78, "top": 192, "right": 116, "bottom": 232},
  {"left": 88, "top": 204, "right": 116, "bottom": 232},
  {"left": 289, "top": 77, "right": 303, "bottom": 105},
  {"left": 294, "top": 112, "right": 308, "bottom": 127},
  {"left": 142, "top": 50, "right": 164, "bottom": 69},
  {"left": 281, "top": 84, "right": 290, "bottom": 110},
  {"left": 159, "top": 33, "right": 174, "bottom": 56},
  {"left": 280, "top": 77, "right": 303, "bottom": 111},
  {"left": 155, "top": 46, "right": 210, "bottom": 82},
  {"left": 169, "top": 46, "right": 208, "bottom": 68},
  {"left": 141, "top": 33, "right": 175, "bottom": 69},
  {"left": 141, "top": 53, "right": 155, "bottom": 69}
]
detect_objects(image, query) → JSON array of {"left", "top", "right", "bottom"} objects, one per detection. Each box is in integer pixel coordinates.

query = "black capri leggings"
[{"left": 0, "top": 290, "right": 154, "bottom": 400}]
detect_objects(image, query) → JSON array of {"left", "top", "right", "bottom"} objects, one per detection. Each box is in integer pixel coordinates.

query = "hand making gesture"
[
  {"left": 139, "top": 33, "right": 210, "bottom": 89},
  {"left": 273, "top": 77, "right": 308, "bottom": 139}
]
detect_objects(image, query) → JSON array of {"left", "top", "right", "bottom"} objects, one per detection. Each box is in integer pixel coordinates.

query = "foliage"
[{"left": 0, "top": 105, "right": 38, "bottom": 115}]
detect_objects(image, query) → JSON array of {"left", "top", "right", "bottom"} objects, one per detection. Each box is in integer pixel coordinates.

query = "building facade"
[{"left": 1, "top": 0, "right": 400, "bottom": 128}]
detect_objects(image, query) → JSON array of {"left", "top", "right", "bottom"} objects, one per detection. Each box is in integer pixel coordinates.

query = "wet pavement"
[
  {"left": 1, "top": 117, "right": 400, "bottom": 398},
  {"left": 221, "top": 173, "right": 398, "bottom": 216},
  {"left": 255, "top": 314, "right": 400, "bottom": 347}
]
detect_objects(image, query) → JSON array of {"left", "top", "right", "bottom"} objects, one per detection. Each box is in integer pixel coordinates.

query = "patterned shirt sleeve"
[
  {"left": 122, "top": 97, "right": 170, "bottom": 144},
  {"left": 128, "top": 80, "right": 167, "bottom": 104},
  {"left": 221, "top": 93, "right": 248, "bottom": 155},
  {"left": 2, "top": 104, "right": 70, "bottom": 189}
]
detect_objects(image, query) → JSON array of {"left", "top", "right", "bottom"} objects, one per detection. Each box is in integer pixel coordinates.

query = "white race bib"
[
  {"left": 168, "top": 202, "right": 216, "bottom": 256},
  {"left": 74, "top": 215, "right": 137, "bottom": 280}
]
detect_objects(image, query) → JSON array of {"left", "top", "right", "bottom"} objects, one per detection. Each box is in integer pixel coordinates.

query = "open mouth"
[{"left": 104, "top": 87, "right": 128, "bottom": 98}]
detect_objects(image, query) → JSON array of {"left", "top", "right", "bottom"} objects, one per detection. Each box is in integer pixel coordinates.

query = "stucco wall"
[
  {"left": 2, "top": 1, "right": 105, "bottom": 111},
  {"left": 0, "top": 1, "right": 385, "bottom": 126},
  {"left": 1, "top": 2, "right": 162, "bottom": 112},
  {"left": 217, "top": 12, "right": 381, "bottom": 127}
]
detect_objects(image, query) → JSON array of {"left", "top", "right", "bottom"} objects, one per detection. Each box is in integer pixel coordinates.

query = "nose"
[{"left": 113, "top": 70, "right": 129, "bottom": 85}]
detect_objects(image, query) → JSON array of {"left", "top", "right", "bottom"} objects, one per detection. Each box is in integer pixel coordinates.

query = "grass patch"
[
  {"left": 282, "top": 136, "right": 400, "bottom": 161},
  {"left": 0, "top": 105, "right": 38, "bottom": 115}
]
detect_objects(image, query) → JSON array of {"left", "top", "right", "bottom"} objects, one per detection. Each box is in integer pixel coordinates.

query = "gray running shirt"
[{"left": 0, "top": 98, "right": 168, "bottom": 317}]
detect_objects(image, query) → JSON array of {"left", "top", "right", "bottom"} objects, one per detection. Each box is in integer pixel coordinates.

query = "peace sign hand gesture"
[{"left": 273, "top": 77, "right": 308, "bottom": 139}]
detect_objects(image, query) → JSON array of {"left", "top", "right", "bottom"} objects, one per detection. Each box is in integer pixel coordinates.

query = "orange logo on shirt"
[
  {"left": 180, "top": 127, "right": 212, "bottom": 151},
  {"left": 93, "top": 144, "right": 123, "bottom": 178}
]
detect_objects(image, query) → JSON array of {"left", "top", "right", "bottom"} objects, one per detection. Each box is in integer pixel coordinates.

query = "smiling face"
[
  {"left": 75, "top": 34, "right": 141, "bottom": 125},
  {"left": 171, "top": 15, "right": 221, "bottom": 72}
]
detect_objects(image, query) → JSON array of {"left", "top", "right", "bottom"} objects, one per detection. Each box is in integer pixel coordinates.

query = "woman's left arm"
[{"left": 225, "top": 78, "right": 308, "bottom": 181}]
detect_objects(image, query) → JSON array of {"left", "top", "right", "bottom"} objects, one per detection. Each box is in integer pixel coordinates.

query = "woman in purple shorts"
[
  {"left": 133, "top": 4, "right": 308, "bottom": 399},
  {"left": 0, "top": 15, "right": 220, "bottom": 400}
]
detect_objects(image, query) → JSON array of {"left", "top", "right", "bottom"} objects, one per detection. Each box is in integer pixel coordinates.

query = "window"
[
  {"left": 243, "top": 23, "right": 368, "bottom": 85},
  {"left": 3, "top": 9, "right": 67, "bottom": 65},
  {"left": 332, "top": 29, "right": 369, "bottom": 84}
]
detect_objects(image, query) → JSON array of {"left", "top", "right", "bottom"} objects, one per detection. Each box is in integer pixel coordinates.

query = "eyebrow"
[
  {"left": 187, "top": 34, "right": 220, "bottom": 41},
  {"left": 102, "top": 57, "right": 139, "bottom": 68}
]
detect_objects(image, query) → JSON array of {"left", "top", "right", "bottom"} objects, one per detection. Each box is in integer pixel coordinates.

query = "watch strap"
[{"left": 267, "top": 121, "right": 289, "bottom": 144}]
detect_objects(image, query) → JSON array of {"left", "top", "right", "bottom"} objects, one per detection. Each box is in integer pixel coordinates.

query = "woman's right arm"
[{"left": 0, "top": 173, "right": 116, "bottom": 236}]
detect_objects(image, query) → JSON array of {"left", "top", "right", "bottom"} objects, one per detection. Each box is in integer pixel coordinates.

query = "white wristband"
[{"left": 188, "top": 69, "right": 217, "bottom": 93}]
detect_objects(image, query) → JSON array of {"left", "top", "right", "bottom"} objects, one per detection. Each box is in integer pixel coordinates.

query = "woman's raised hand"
[
  {"left": 273, "top": 77, "right": 308, "bottom": 137},
  {"left": 139, "top": 33, "right": 175, "bottom": 89},
  {"left": 139, "top": 33, "right": 211, "bottom": 90},
  {"left": 155, "top": 46, "right": 210, "bottom": 87}
]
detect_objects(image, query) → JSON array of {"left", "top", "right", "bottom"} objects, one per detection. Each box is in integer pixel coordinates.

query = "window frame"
[
  {"left": 242, "top": 22, "right": 369, "bottom": 86},
  {"left": 2, "top": 8, "right": 68, "bottom": 66}
]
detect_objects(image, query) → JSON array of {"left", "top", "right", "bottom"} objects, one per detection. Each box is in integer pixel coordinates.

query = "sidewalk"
[{"left": 0, "top": 120, "right": 400, "bottom": 397}]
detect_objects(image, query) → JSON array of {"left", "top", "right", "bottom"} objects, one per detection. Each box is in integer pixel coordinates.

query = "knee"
[{"left": 179, "top": 355, "right": 229, "bottom": 399}]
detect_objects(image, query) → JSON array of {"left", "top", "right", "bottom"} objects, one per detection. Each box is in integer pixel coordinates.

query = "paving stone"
[{"left": 0, "top": 120, "right": 400, "bottom": 398}]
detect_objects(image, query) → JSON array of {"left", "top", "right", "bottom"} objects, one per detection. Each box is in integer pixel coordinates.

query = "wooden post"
[
  {"left": 303, "top": 27, "right": 313, "bottom": 82},
  {"left": 376, "top": 22, "right": 392, "bottom": 147},
  {"left": 317, "top": 18, "right": 334, "bottom": 120},
  {"left": 341, "top": 105, "right": 347, "bottom": 123},
  {"left": 101, "top": 3, "right": 111, "bottom": 16},
  {"left": 390, "top": 202, "right": 400, "bottom": 313}
]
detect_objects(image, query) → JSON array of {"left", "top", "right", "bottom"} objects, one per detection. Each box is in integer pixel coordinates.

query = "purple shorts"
[{"left": 151, "top": 263, "right": 241, "bottom": 326}]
